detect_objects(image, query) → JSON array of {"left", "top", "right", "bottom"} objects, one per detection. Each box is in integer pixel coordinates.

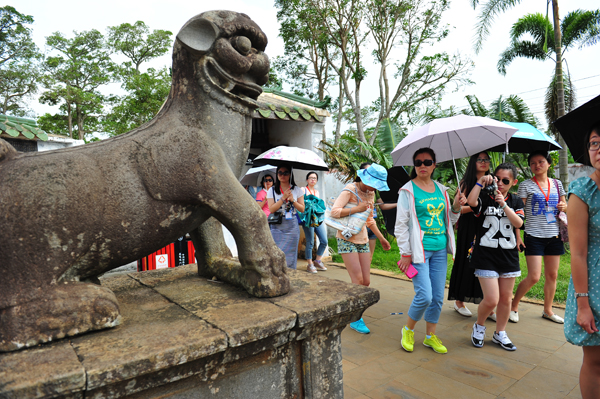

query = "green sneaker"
[
  {"left": 401, "top": 326, "right": 414, "bottom": 352},
  {"left": 423, "top": 334, "right": 447, "bottom": 354}
]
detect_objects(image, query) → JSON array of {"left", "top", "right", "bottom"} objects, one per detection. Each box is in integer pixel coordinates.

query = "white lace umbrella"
[
  {"left": 239, "top": 165, "right": 276, "bottom": 186},
  {"left": 254, "top": 146, "right": 329, "bottom": 171}
]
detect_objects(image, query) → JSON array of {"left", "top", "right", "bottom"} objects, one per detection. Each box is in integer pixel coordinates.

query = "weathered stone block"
[{"left": 0, "top": 265, "right": 378, "bottom": 398}]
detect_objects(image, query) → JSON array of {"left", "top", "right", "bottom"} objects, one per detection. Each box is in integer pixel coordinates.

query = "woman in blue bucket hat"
[{"left": 331, "top": 163, "right": 391, "bottom": 334}]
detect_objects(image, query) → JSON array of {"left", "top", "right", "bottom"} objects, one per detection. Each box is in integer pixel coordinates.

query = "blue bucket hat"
[{"left": 357, "top": 163, "right": 389, "bottom": 191}]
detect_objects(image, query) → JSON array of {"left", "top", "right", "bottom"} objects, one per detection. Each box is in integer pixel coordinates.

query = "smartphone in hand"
[{"left": 397, "top": 261, "right": 418, "bottom": 279}]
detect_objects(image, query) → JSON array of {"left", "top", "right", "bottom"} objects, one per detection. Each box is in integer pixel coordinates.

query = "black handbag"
[{"left": 268, "top": 212, "right": 283, "bottom": 224}]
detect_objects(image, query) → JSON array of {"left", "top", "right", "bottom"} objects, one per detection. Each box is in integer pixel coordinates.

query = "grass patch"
[{"left": 328, "top": 236, "right": 570, "bottom": 304}]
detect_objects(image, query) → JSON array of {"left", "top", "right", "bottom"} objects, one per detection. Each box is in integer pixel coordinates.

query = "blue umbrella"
[{"left": 487, "top": 122, "right": 562, "bottom": 153}]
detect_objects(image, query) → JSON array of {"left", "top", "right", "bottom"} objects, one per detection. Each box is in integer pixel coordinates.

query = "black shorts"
[{"left": 524, "top": 232, "right": 565, "bottom": 256}]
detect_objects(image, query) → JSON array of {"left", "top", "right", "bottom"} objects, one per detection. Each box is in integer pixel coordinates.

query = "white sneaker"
[
  {"left": 487, "top": 312, "right": 497, "bottom": 322},
  {"left": 307, "top": 264, "right": 318, "bottom": 274},
  {"left": 454, "top": 302, "right": 472, "bottom": 317},
  {"left": 492, "top": 331, "right": 517, "bottom": 351},
  {"left": 471, "top": 323, "right": 486, "bottom": 348},
  {"left": 509, "top": 311, "right": 519, "bottom": 323}
]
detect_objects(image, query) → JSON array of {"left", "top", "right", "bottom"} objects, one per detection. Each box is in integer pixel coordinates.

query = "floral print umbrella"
[{"left": 254, "top": 146, "right": 329, "bottom": 171}]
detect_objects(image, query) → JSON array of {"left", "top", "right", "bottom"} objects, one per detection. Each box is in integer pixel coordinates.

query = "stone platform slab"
[{"left": 0, "top": 264, "right": 379, "bottom": 398}]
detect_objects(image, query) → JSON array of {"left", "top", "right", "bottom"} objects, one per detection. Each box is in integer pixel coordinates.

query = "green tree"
[
  {"left": 464, "top": 94, "right": 539, "bottom": 126},
  {"left": 40, "top": 29, "right": 115, "bottom": 140},
  {"left": 275, "top": 0, "right": 471, "bottom": 146},
  {"left": 102, "top": 22, "right": 172, "bottom": 136},
  {"left": 102, "top": 67, "right": 171, "bottom": 136},
  {"left": 497, "top": 10, "right": 598, "bottom": 142},
  {"left": 0, "top": 6, "right": 41, "bottom": 116},
  {"left": 37, "top": 112, "right": 69, "bottom": 136},
  {"left": 0, "top": 6, "right": 37, "bottom": 65},
  {"left": 106, "top": 21, "right": 172, "bottom": 73},
  {"left": 0, "top": 60, "right": 41, "bottom": 116},
  {"left": 471, "top": 1, "right": 600, "bottom": 186}
]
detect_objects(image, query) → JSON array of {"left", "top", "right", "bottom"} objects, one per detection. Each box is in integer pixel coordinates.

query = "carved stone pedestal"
[{"left": 0, "top": 264, "right": 378, "bottom": 398}]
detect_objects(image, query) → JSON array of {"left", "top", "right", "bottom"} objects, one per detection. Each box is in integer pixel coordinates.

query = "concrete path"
[{"left": 308, "top": 262, "right": 583, "bottom": 399}]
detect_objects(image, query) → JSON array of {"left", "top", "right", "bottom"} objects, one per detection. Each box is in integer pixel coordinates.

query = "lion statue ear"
[{"left": 177, "top": 18, "right": 219, "bottom": 54}]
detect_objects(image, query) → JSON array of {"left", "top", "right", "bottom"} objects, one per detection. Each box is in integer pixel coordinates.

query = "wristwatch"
[{"left": 574, "top": 292, "right": 589, "bottom": 299}]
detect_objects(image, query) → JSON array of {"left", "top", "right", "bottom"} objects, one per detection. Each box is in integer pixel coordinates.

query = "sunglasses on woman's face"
[
  {"left": 277, "top": 171, "right": 290, "bottom": 176},
  {"left": 413, "top": 159, "right": 434, "bottom": 167},
  {"left": 265, "top": 178, "right": 273, "bottom": 182},
  {"left": 495, "top": 176, "right": 511, "bottom": 185}
]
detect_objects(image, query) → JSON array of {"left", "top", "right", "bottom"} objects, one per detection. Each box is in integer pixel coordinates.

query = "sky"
[{"left": 13, "top": 0, "right": 600, "bottom": 135}]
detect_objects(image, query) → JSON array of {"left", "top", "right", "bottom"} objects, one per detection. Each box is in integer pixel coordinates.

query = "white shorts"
[{"left": 474, "top": 269, "right": 521, "bottom": 279}]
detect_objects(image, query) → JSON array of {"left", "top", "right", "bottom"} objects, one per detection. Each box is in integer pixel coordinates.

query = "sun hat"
[{"left": 357, "top": 163, "right": 390, "bottom": 191}]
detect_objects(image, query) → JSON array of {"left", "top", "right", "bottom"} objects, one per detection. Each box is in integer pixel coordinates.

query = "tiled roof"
[
  {"left": 0, "top": 114, "right": 48, "bottom": 141},
  {"left": 254, "top": 89, "right": 331, "bottom": 122}
]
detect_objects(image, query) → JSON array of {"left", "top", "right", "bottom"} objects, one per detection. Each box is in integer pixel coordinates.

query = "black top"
[{"left": 469, "top": 193, "right": 525, "bottom": 273}]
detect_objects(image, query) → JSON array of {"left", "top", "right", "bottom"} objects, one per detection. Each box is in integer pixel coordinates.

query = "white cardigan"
[{"left": 394, "top": 181, "right": 460, "bottom": 264}]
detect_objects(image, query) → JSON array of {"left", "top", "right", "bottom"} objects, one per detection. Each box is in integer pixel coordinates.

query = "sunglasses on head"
[
  {"left": 277, "top": 171, "right": 290, "bottom": 176},
  {"left": 413, "top": 159, "right": 434, "bottom": 167},
  {"left": 495, "top": 176, "right": 511, "bottom": 185}
]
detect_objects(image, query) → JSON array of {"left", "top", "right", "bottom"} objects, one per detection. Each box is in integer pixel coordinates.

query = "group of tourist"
[
  {"left": 247, "top": 122, "right": 600, "bottom": 398},
  {"left": 446, "top": 149, "right": 567, "bottom": 354}
]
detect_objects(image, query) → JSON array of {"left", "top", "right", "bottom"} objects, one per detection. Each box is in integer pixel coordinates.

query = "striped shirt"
[{"left": 517, "top": 178, "right": 566, "bottom": 238}]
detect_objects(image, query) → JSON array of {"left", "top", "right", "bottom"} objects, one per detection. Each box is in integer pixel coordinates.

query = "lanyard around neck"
[{"left": 532, "top": 177, "right": 550, "bottom": 203}]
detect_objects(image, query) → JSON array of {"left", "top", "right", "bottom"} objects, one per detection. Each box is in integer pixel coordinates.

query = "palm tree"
[
  {"left": 470, "top": 1, "right": 570, "bottom": 186},
  {"left": 497, "top": 11, "right": 600, "bottom": 76},
  {"left": 464, "top": 94, "right": 539, "bottom": 126},
  {"left": 495, "top": 9, "right": 599, "bottom": 183}
]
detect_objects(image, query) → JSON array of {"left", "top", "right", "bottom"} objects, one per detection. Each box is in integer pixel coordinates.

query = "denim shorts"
[
  {"left": 336, "top": 238, "right": 370, "bottom": 254},
  {"left": 474, "top": 269, "right": 522, "bottom": 279},
  {"left": 366, "top": 227, "right": 376, "bottom": 240},
  {"left": 524, "top": 233, "right": 565, "bottom": 256}
]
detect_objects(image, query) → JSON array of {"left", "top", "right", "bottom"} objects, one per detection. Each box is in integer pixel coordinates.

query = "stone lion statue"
[{"left": 0, "top": 10, "right": 290, "bottom": 352}]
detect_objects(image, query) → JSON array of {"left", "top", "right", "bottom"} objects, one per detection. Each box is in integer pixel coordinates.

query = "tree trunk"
[
  {"left": 75, "top": 103, "right": 84, "bottom": 141},
  {"left": 334, "top": 61, "right": 345, "bottom": 146},
  {"left": 67, "top": 102, "right": 73, "bottom": 139},
  {"left": 552, "top": 0, "right": 568, "bottom": 187}
]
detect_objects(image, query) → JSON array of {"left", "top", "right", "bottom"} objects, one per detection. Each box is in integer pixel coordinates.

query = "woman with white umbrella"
[
  {"left": 268, "top": 163, "right": 305, "bottom": 269},
  {"left": 255, "top": 172, "right": 275, "bottom": 216},
  {"left": 396, "top": 148, "right": 463, "bottom": 354}
]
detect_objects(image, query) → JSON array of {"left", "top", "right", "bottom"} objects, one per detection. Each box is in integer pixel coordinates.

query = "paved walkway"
[{"left": 309, "top": 262, "right": 583, "bottom": 399}]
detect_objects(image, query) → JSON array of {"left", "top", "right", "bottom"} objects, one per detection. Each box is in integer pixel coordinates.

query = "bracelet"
[
  {"left": 500, "top": 203, "right": 507, "bottom": 210},
  {"left": 476, "top": 182, "right": 483, "bottom": 188},
  {"left": 575, "top": 292, "right": 589, "bottom": 299}
]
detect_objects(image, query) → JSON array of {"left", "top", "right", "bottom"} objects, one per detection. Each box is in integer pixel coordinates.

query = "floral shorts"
[{"left": 337, "top": 238, "right": 370, "bottom": 254}]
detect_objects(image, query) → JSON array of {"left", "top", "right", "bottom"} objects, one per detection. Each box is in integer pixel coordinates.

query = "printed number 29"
[{"left": 480, "top": 216, "right": 515, "bottom": 249}]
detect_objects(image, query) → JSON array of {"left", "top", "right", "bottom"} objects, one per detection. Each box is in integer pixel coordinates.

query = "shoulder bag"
[
  {"left": 553, "top": 179, "right": 568, "bottom": 242},
  {"left": 324, "top": 186, "right": 371, "bottom": 239}
]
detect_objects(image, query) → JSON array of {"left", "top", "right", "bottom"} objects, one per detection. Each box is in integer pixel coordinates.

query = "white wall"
[{"left": 37, "top": 137, "right": 85, "bottom": 151}]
